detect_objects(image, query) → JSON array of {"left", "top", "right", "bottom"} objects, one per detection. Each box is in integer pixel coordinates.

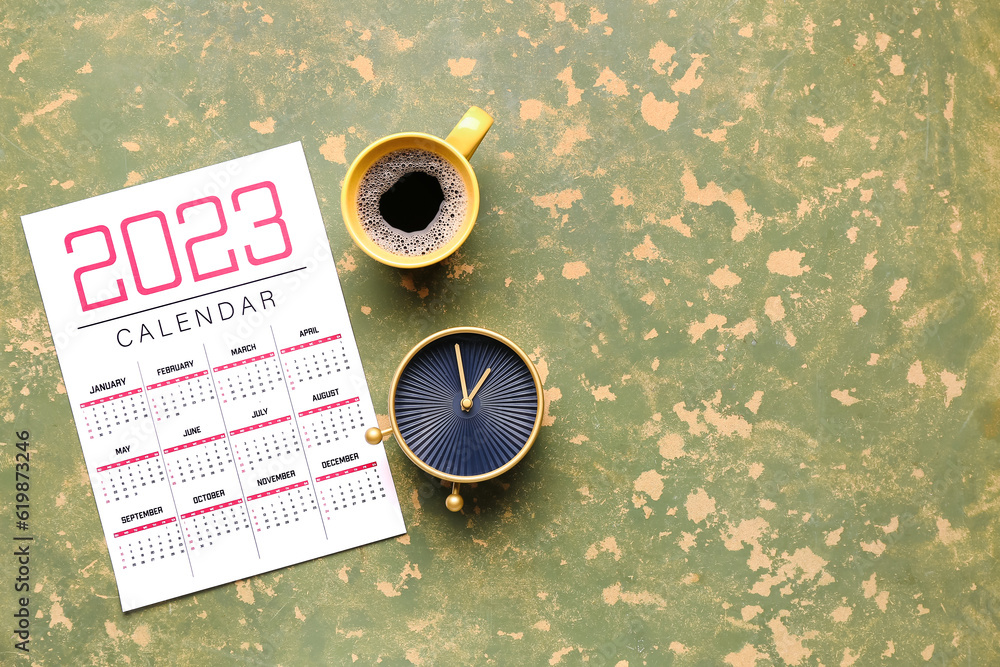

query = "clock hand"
[
  {"left": 454, "top": 344, "right": 470, "bottom": 402},
  {"left": 463, "top": 367, "right": 491, "bottom": 409}
]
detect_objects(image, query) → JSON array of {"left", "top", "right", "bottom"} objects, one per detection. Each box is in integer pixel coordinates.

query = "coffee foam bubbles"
[{"left": 356, "top": 148, "right": 468, "bottom": 256}]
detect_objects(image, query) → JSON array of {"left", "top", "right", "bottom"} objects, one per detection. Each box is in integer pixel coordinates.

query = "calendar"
[{"left": 21, "top": 143, "right": 406, "bottom": 611}]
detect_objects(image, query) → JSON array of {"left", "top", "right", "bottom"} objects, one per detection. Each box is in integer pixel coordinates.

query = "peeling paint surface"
[{"left": 0, "top": 0, "right": 998, "bottom": 664}]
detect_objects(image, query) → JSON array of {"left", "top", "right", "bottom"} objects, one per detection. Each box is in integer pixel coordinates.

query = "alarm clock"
[{"left": 365, "top": 327, "right": 544, "bottom": 512}]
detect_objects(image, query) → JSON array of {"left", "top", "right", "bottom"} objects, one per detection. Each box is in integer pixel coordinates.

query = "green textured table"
[{"left": 2, "top": 1, "right": 999, "bottom": 664}]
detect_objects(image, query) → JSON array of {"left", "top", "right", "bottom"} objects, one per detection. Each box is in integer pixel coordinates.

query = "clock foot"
[
  {"left": 365, "top": 427, "right": 392, "bottom": 444},
  {"left": 446, "top": 482, "right": 464, "bottom": 512}
]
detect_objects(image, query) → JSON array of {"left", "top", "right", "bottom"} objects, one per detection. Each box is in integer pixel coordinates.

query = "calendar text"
[
  {"left": 257, "top": 470, "right": 295, "bottom": 486},
  {"left": 321, "top": 452, "right": 360, "bottom": 469},
  {"left": 121, "top": 506, "right": 164, "bottom": 524},
  {"left": 193, "top": 490, "right": 225, "bottom": 504}
]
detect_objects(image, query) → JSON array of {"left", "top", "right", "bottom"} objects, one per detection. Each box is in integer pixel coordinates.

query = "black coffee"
[
  {"left": 356, "top": 148, "right": 469, "bottom": 257},
  {"left": 379, "top": 171, "right": 444, "bottom": 233}
]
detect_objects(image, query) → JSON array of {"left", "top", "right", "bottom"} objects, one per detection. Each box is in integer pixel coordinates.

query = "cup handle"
[{"left": 445, "top": 106, "right": 494, "bottom": 160}]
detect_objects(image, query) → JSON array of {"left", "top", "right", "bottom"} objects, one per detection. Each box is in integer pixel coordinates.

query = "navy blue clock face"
[{"left": 392, "top": 331, "right": 540, "bottom": 478}]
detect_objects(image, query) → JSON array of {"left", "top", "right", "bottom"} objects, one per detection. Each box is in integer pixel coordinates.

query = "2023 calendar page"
[{"left": 21, "top": 143, "right": 406, "bottom": 611}]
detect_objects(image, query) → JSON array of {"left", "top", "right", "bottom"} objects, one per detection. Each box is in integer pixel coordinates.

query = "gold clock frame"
[{"left": 365, "top": 326, "right": 544, "bottom": 511}]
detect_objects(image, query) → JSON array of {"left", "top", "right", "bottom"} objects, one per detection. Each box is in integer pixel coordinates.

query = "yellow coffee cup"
[{"left": 341, "top": 106, "right": 494, "bottom": 269}]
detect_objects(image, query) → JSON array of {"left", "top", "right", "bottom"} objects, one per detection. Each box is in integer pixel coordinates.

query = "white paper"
[{"left": 21, "top": 143, "right": 406, "bottom": 611}]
